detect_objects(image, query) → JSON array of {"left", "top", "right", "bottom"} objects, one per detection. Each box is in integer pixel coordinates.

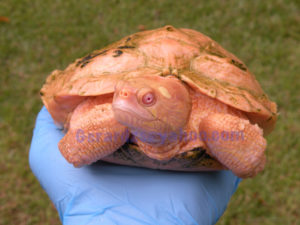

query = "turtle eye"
[{"left": 141, "top": 92, "right": 156, "bottom": 106}]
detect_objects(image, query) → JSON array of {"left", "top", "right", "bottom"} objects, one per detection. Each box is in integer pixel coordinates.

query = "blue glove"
[{"left": 29, "top": 107, "right": 240, "bottom": 225}]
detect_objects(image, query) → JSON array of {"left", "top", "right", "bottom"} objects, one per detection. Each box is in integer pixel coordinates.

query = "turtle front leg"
[
  {"left": 199, "top": 113, "right": 266, "bottom": 178},
  {"left": 59, "top": 96, "right": 129, "bottom": 167}
]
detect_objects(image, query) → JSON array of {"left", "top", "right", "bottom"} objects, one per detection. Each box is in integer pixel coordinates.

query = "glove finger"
[{"left": 29, "top": 107, "right": 77, "bottom": 203}]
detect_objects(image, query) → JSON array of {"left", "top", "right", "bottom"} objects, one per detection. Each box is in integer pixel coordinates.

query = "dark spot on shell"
[
  {"left": 267, "top": 116, "right": 273, "bottom": 121},
  {"left": 39, "top": 91, "right": 44, "bottom": 96},
  {"left": 97, "top": 49, "right": 108, "bottom": 55},
  {"left": 125, "top": 37, "right": 131, "bottom": 42},
  {"left": 80, "top": 61, "right": 90, "bottom": 68},
  {"left": 208, "top": 50, "right": 226, "bottom": 58},
  {"left": 76, "top": 50, "right": 108, "bottom": 67},
  {"left": 76, "top": 55, "right": 91, "bottom": 67},
  {"left": 82, "top": 54, "right": 93, "bottom": 61},
  {"left": 75, "top": 61, "right": 80, "bottom": 67},
  {"left": 51, "top": 75, "right": 56, "bottom": 81},
  {"left": 166, "top": 26, "right": 174, "bottom": 31},
  {"left": 118, "top": 45, "right": 135, "bottom": 49},
  {"left": 231, "top": 59, "right": 247, "bottom": 71},
  {"left": 113, "top": 50, "right": 123, "bottom": 57}
]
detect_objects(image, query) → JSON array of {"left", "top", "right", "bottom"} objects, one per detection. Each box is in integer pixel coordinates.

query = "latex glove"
[{"left": 29, "top": 107, "right": 241, "bottom": 225}]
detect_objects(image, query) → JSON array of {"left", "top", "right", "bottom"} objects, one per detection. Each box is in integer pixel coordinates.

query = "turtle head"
[{"left": 112, "top": 75, "right": 191, "bottom": 144}]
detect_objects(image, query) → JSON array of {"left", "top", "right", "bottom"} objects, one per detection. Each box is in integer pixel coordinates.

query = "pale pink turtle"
[{"left": 40, "top": 25, "right": 277, "bottom": 178}]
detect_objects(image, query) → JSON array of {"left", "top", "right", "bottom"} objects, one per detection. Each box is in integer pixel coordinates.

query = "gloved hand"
[{"left": 29, "top": 107, "right": 241, "bottom": 225}]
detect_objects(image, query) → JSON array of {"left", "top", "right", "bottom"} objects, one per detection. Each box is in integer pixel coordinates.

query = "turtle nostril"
[{"left": 119, "top": 89, "right": 129, "bottom": 98}]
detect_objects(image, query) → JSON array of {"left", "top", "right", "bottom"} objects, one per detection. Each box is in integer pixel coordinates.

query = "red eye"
[{"left": 142, "top": 92, "right": 156, "bottom": 106}]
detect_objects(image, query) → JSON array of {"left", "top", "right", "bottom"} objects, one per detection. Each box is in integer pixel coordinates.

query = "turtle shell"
[
  {"left": 41, "top": 25, "right": 277, "bottom": 171},
  {"left": 41, "top": 25, "right": 276, "bottom": 137}
]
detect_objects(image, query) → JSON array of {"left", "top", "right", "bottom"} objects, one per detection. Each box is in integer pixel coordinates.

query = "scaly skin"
[
  {"left": 59, "top": 95, "right": 129, "bottom": 167},
  {"left": 199, "top": 113, "right": 266, "bottom": 178}
]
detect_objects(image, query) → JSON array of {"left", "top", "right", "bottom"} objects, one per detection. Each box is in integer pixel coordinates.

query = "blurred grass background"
[{"left": 0, "top": 0, "right": 299, "bottom": 224}]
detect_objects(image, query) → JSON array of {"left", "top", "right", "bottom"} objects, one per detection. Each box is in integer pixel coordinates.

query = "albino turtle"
[{"left": 40, "top": 25, "right": 277, "bottom": 178}]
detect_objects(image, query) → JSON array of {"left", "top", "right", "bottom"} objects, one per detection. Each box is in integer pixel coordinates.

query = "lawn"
[{"left": 0, "top": 0, "right": 299, "bottom": 224}]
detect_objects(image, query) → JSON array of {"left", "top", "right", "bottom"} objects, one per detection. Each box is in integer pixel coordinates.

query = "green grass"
[{"left": 0, "top": 0, "right": 299, "bottom": 224}]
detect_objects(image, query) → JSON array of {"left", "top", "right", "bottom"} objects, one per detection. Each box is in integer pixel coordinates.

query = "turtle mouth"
[
  {"left": 112, "top": 104, "right": 155, "bottom": 122},
  {"left": 112, "top": 105, "right": 158, "bottom": 133}
]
